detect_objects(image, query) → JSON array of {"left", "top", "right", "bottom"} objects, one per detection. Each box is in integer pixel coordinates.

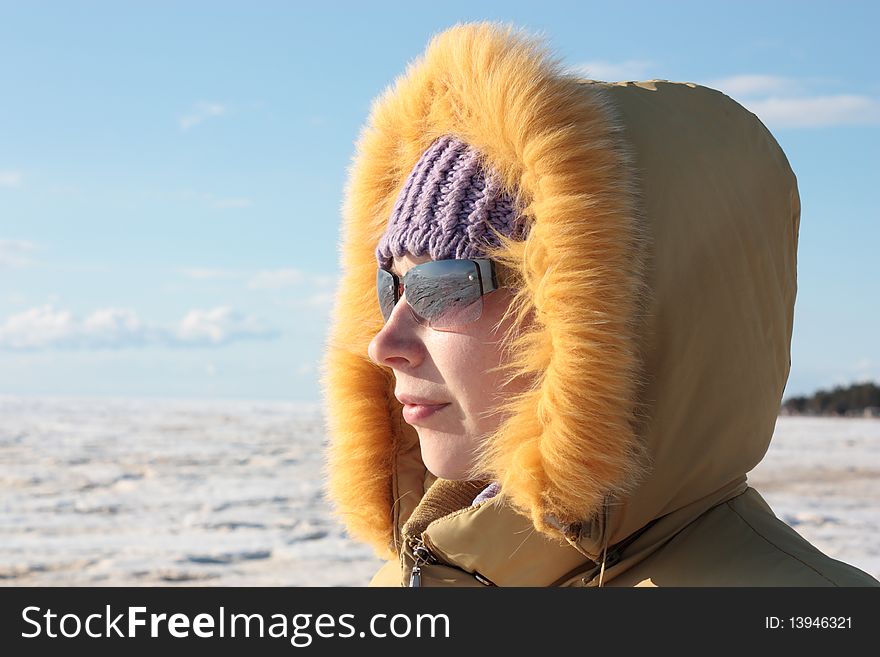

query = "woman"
[{"left": 320, "top": 21, "right": 879, "bottom": 587}]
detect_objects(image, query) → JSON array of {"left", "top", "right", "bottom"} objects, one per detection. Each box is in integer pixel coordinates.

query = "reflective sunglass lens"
[
  {"left": 376, "top": 259, "right": 490, "bottom": 329},
  {"left": 404, "top": 260, "right": 483, "bottom": 329},
  {"left": 376, "top": 269, "right": 397, "bottom": 321}
]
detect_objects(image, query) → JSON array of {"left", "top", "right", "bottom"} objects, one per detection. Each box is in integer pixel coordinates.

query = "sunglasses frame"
[{"left": 377, "top": 258, "right": 500, "bottom": 330}]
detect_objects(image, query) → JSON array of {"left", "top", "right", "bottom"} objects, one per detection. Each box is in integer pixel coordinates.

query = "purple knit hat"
[{"left": 375, "top": 135, "right": 528, "bottom": 270}]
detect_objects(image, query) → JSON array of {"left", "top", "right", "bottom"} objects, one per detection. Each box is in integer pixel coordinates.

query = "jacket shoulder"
[{"left": 616, "top": 488, "right": 880, "bottom": 587}]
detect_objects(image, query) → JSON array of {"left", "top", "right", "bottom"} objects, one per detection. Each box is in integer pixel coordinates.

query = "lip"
[
  {"left": 396, "top": 393, "right": 446, "bottom": 406},
  {"left": 401, "top": 402, "right": 450, "bottom": 424}
]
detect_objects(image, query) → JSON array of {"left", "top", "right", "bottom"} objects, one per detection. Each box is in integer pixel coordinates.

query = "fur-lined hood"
[{"left": 320, "top": 21, "right": 799, "bottom": 570}]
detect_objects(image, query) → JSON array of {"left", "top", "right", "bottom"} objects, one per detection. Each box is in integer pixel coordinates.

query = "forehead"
[{"left": 391, "top": 252, "right": 433, "bottom": 276}]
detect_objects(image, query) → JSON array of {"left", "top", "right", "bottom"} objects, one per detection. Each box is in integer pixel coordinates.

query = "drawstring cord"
[{"left": 597, "top": 499, "right": 611, "bottom": 588}]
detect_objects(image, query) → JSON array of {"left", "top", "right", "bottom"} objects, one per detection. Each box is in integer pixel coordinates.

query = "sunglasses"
[{"left": 377, "top": 258, "right": 501, "bottom": 330}]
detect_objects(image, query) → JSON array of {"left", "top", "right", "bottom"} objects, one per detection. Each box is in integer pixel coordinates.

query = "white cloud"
[
  {"left": 737, "top": 94, "right": 880, "bottom": 128},
  {"left": 179, "top": 101, "right": 227, "bottom": 130},
  {"left": 0, "top": 305, "right": 152, "bottom": 349},
  {"left": 704, "top": 74, "right": 800, "bottom": 98},
  {"left": 0, "top": 305, "right": 76, "bottom": 349},
  {"left": 569, "top": 59, "right": 657, "bottom": 82},
  {"left": 700, "top": 74, "right": 880, "bottom": 128},
  {"left": 0, "top": 304, "right": 278, "bottom": 350},
  {"left": 568, "top": 65, "right": 880, "bottom": 128},
  {"left": 0, "top": 239, "right": 38, "bottom": 268},
  {"left": 81, "top": 308, "right": 148, "bottom": 347},
  {"left": 175, "top": 306, "right": 276, "bottom": 346},
  {"left": 0, "top": 170, "right": 22, "bottom": 188}
]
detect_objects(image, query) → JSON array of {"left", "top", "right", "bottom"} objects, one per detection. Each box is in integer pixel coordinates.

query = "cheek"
[
  {"left": 428, "top": 291, "right": 517, "bottom": 412},
  {"left": 437, "top": 335, "right": 506, "bottom": 414}
]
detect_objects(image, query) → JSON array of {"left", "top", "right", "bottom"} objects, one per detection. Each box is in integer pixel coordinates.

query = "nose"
[{"left": 367, "top": 291, "right": 425, "bottom": 369}]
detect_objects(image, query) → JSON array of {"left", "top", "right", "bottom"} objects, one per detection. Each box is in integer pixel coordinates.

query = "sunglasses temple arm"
[{"left": 475, "top": 259, "right": 498, "bottom": 293}]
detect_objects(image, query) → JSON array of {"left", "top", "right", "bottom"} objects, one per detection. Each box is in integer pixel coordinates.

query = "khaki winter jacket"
[{"left": 320, "top": 21, "right": 879, "bottom": 587}]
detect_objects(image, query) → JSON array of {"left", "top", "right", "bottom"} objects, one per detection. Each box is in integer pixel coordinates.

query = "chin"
[
  {"left": 423, "top": 462, "right": 459, "bottom": 480},
  {"left": 417, "top": 428, "right": 477, "bottom": 480},
  {"left": 421, "top": 455, "right": 469, "bottom": 481}
]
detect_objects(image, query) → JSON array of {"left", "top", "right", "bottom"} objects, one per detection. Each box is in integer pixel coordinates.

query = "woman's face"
[{"left": 367, "top": 252, "right": 528, "bottom": 480}]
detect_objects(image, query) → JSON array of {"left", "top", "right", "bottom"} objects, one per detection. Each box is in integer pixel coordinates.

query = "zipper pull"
[
  {"left": 408, "top": 540, "right": 435, "bottom": 587},
  {"left": 409, "top": 562, "right": 422, "bottom": 587}
]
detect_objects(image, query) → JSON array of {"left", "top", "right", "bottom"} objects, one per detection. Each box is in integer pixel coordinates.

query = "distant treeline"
[{"left": 781, "top": 381, "right": 880, "bottom": 417}]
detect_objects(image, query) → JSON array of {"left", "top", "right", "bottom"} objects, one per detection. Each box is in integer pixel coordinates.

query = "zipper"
[
  {"left": 402, "top": 496, "right": 497, "bottom": 587},
  {"left": 580, "top": 547, "right": 622, "bottom": 586},
  {"left": 407, "top": 536, "right": 438, "bottom": 587}
]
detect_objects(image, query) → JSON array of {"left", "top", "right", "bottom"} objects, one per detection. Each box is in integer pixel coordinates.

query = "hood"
[{"left": 320, "top": 21, "right": 800, "bottom": 564}]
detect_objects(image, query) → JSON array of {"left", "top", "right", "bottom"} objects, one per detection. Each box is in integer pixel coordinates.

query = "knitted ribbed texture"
[
  {"left": 375, "top": 134, "right": 527, "bottom": 269},
  {"left": 401, "top": 479, "right": 492, "bottom": 542}
]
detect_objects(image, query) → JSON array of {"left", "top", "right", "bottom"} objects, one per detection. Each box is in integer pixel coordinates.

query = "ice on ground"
[
  {"left": 0, "top": 395, "right": 383, "bottom": 586},
  {"left": 1, "top": 396, "right": 877, "bottom": 585},
  {"left": 748, "top": 415, "right": 880, "bottom": 581}
]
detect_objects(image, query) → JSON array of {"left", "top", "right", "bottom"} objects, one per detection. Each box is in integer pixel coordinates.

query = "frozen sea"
[{"left": 1, "top": 395, "right": 878, "bottom": 586}]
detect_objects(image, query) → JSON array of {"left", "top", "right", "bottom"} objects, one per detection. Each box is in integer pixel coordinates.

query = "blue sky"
[{"left": 1, "top": 0, "right": 878, "bottom": 402}]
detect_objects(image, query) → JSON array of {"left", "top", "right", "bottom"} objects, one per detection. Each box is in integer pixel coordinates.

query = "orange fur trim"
[{"left": 321, "top": 21, "right": 651, "bottom": 556}]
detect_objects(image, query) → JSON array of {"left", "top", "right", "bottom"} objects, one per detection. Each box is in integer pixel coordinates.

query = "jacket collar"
[
  {"left": 401, "top": 479, "right": 591, "bottom": 586},
  {"left": 404, "top": 476, "right": 749, "bottom": 586}
]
